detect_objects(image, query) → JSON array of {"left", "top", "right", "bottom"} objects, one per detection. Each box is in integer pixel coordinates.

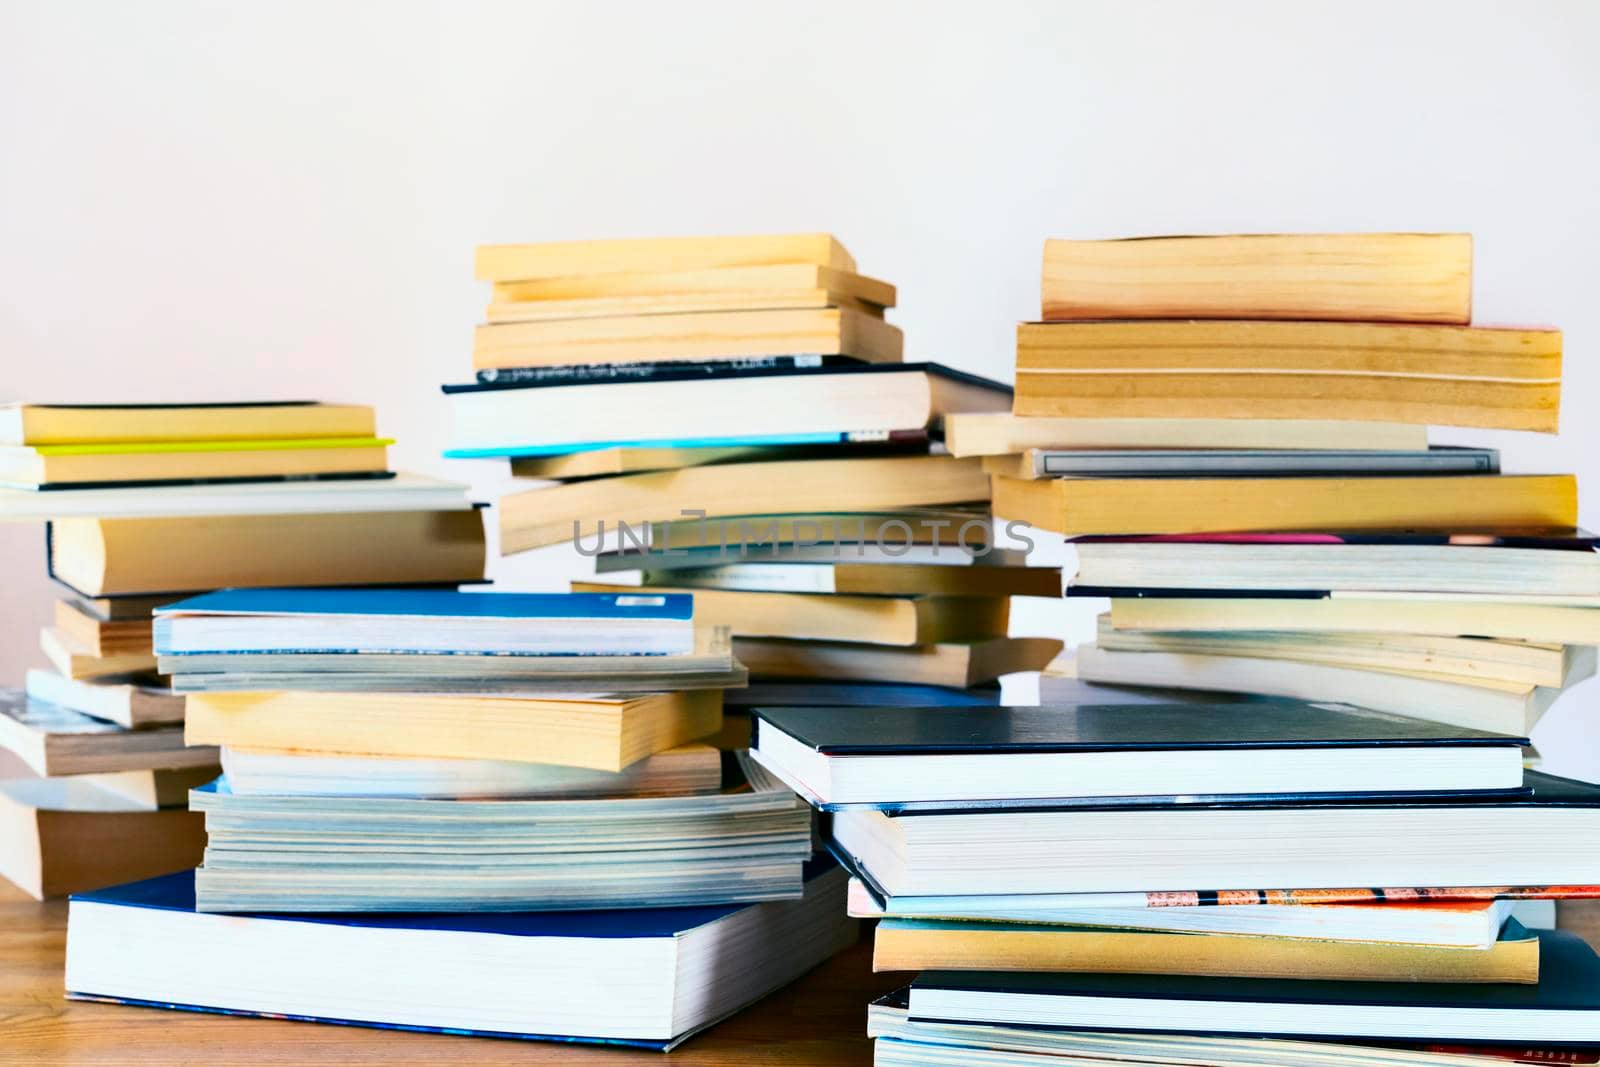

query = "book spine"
[{"left": 474, "top": 354, "right": 830, "bottom": 386}]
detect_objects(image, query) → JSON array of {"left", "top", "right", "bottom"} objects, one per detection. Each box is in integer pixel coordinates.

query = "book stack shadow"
[{"left": 0, "top": 401, "right": 483, "bottom": 898}]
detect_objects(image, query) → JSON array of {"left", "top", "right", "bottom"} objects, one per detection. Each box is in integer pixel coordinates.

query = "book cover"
[{"left": 154, "top": 588, "right": 692, "bottom": 622}]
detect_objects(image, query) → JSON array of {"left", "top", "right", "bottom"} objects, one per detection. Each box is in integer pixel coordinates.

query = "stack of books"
[
  {"left": 951, "top": 233, "right": 1590, "bottom": 733},
  {"left": 0, "top": 400, "right": 485, "bottom": 897},
  {"left": 748, "top": 700, "right": 1600, "bottom": 1057},
  {"left": 441, "top": 233, "right": 1062, "bottom": 719},
  {"left": 64, "top": 588, "right": 860, "bottom": 1049}
]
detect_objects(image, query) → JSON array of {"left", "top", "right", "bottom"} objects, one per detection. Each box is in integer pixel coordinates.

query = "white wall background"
[{"left": 2, "top": 0, "right": 1597, "bottom": 771}]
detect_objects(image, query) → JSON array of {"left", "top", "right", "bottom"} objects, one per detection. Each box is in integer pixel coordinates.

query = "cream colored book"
[
  {"left": 733, "top": 636, "right": 1062, "bottom": 688},
  {"left": 53, "top": 599, "right": 152, "bottom": 657},
  {"left": 185, "top": 689, "right": 723, "bottom": 773},
  {"left": 500, "top": 455, "right": 988, "bottom": 553},
  {"left": 40, "top": 627, "right": 157, "bottom": 681},
  {"left": 485, "top": 289, "right": 884, "bottom": 324},
  {"left": 491, "top": 263, "right": 895, "bottom": 306},
  {"left": 942, "top": 413, "right": 1426, "bottom": 457},
  {"left": 472, "top": 306, "right": 902, "bottom": 369},
  {"left": 1041, "top": 233, "right": 1472, "bottom": 324},
  {"left": 474, "top": 232, "right": 857, "bottom": 282}
]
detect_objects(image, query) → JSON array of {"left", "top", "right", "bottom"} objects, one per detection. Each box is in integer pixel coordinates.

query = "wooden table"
[{"left": 0, "top": 881, "right": 898, "bottom": 1065}]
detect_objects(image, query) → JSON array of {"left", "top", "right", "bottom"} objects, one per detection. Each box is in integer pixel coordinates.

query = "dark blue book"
[
  {"left": 66, "top": 862, "right": 855, "bottom": 1050},
  {"left": 725, "top": 681, "right": 1004, "bottom": 712},
  {"left": 751, "top": 701, "right": 1526, "bottom": 811},
  {"left": 908, "top": 928, "right": 1600, "bottom": 1043},
  {"left": 154, "top": 588, "right": 695, "bottom": 657}
]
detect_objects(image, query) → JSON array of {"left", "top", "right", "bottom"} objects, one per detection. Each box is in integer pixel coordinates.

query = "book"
[
  {"left": 0, "top": 689, "right": 215, "bottom": 777},
  {"left": 1093, "top": 623, "right": 1581, "bottom": 688},
  {"left": 831, "top": 771, "right": 1600, "bottom": 898},
  {"left": 577, "top": 582, "right": 1010, "bottom": 646},
  {"left": 24, "top": 669, "right": 183, "bottom": 728},
  {"left": 61, "top": 592, "right": 186, "bottom": 622},
  {"left": 733, "top": 636, "right": 1064, "bottom": 689},
  {"left": 872, "top": 917, "right": 1538, "bottom": 984},
  {"left": 508, "top": 433, "right": 929, "bottom": 480},
  {"left": 943, "top": 413, "right": 1429, "bottom": 457},
  {"left": 1, "top": 471, "right": 472, "bottom": 521},
  {"left": 474, "top": 232, "right": 857, "bottom": 281},
  {"left": 867, "top": 989, "right": 1598, "bottom": 1067},
  {"left": 993, "top": 474, "right": 1577, "bottom": 537},
  {"left": 85, "top": 766, "right": 221, "bottom": 810},
  {"left": 1066, "top": 645, "right": 1592, "bottom": 735},
  {"left": 444, "top": 362, "right": 1010, "bottom": 457},
  {"left": 485, "top": 288, "right": 886, "bottom": 323},
  {"left": 47, "top": 509, "right": 486, "bottom": 596},
  {"left": 1072, "top": 533, "right": 1600, "bottom": 597},
  {"left": 39, "top": 626, "right": 157, "bottom": 680},
  {"left": 184, "top": 689, "right": 723, "bottom": 772},
  {"left": 479, "top": 353, "right": 849, "bottom": 386},
  {"left": 906, "top": 928, "right": 1600, "bottom": 1041},
  {"left": 220, "top": 742, "right": 723, "bottom": 799},
  {"left": 491, "top": 262, "right": 894, "bottom": 306},
  {"left": 53, "top": 599, "right": 152, "bottom": 656},
  {"left": 0, "top": 776, "right": 205, "bottom": 899},
  {"left": 723, "top": 681, "right": 1005, "bottom": 711},
  {"left": 1040, "top": 233, "right": 1473, "bottom": 323},
  {"left": 638, "top": 561, "right": 1062, "bottom": 597},
  {"left": 1013, "top": 321, "right": 1562, "bottom": 431},
  {"left": 162, "top": 625, "right": 745, "bottom": 694},
  {"left": 0, "top": 401, "right": 375, "bottom": 446},
  {"left": 847, "top": 878, "right": 1552, "bottom": 948},
  {"left": 988, "top": 446, "right": 1499, "bottom": 480},
  {"left": 751, "top": 702, "right": 1525, "bottom": 810},
  {"left": 1108, "top": 593, "right": 1600, "bottom": 646},
  {"left": 66, "top": 862, "right": 855, "bottom": 1050},
  {"left": 0, "top": 437, "right": 391, "bottom": 489},
  {"left": 154, "top": 588, "right": 696, "bottom": 657},
  {"left": 592, "top": 508, "right": 996, "bottom": 561},
  {"left": 503, "top": 454, "right": 991, "bottom": 553},
  {"left": 473, "top": 306, "right": 902, "bottom": 369},
  {"left": 188, "top": 755, "right": 812, "bottom": 912}
]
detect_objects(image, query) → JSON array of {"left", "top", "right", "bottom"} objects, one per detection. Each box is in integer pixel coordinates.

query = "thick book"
[
  {"left": 501, "top": 453, "right": 991, "bottom": 553},
  {"left": 444, "top": 362, "right": 1010, "bottom": 458},
  {"left": 474, "top": 232, "right": 857, "bottom": 281},
  {"left": 1066, "top": 644, "right": 1592, "bottom": 735},
  {"left": 39, "top": 626, "right": 156, "bottom": 681},
  {"left": 0, "top": 776, "right": 205, "bottom": 899},
  {"left": 1040, "top": 233, "right": 1473, "bottom": 323},
  {"left": 1108, "top": 593, "right": 1600, "bottom": 647},
  {"left": 591, "top": 508, "right": 997, "bottom": 564},
  {"left": 993, "top": 473, "right": 1576, "bottom": 537},
  {"left": 0, "top": 437, "right": 391, "bottom": 490},
  {"left": 24, "top": 669, "right": 183, "bottom": 729},
  {"left": 154, "top": 588, "right": 695, "bottom": 657},
  {"left": 188, "top": 755, "right": 812, "bottom": 912},
  {"left": 942, "top": 412, "right": 1428, "bottom": 457},
  {"left": 1013, "top": 320, "right": 1562, "bottom": 431},
  {"left": 832, "top": 771, "right": 1600, "bottom": 898},
  {"left": 906, "top": 929, "right": 1600, "bottom": 1041},
  {"left": 507, "top": 429, "right": 931, "bottom": 480},
  {"left": 66, "top": 862, "right": 856, "bottom": 1050},
  {"left": 0, "top": 401, "right": 375, "bottom": 446},
  {"left": 751, "top": 702, "right": 1525, "bottom": 810},
  {"left": 874, "top": 917, "right": 1539, "bottom": 984},
  {"left": 47, "top": 510, "right": 486, "bottom": 596},
  {"left": 484, "top": 288, "right": 885, "bottom": 324},
  {"left": 1, "top": 471, "right": 470, "bottom": 522},
  {"left": 637, "top": 560, "right": 1061, "bottom": 598},
  {"left": 0, "top": 689, "right": 215, "bottom": 777},
  {"left": 53, "top": 599, "right": 152, "bottom": 656},
  {"left": 185, "top": 689, "right": 722, "bottom": 772},
  {"left": 161, "top": 624, "right": 744, "bottom": 694},
  {"left": 846, "top": 877, "right": 1561, "bottom": 948},
  {"left": 733, "top": 636, "right": 1063, "bottom": 689},
  {"left": 577, "top": 581, "right": 1010, "bottom": 647},
  {"left": 868, "top": 990, "right": 1597, "bottom": 1067},
  {"left": 990, "top": 446, "right": 1498, "bottom": 480},
  {"left": 473, "top": 306, "right": 902, "bottom": 370},
  {"left": 220, "top": 742, "right": 723, "bottom": 799},
  {"left": 1072, "top": 532, "right": 1600, "bottom": 597}
]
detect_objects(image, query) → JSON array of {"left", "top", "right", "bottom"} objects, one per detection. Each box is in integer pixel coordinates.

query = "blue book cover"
[{"left": 154, "top": 587, "right": 693, "bottom": 622}]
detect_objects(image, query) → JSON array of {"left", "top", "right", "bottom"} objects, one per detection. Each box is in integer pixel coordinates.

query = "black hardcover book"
[
  {"left": 471, "top": 354, "right": 861, "bottom": 387},
  {"left": 909, "top": 928, "right": 1600, "bottom": 1042},
  {"left": 724, "top": 681, "right": 1003, "bottom": 712},
  {"left": 442, "top": 360, "right": 1013, "bottom": 396},
  {"left": 752, "top": 702, "right": 1526, "bottom": 811}
]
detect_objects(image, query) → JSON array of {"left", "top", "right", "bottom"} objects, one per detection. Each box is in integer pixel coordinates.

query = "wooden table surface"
[{"left": 0, "top": 881, "right": 898, "bottom": 1065}]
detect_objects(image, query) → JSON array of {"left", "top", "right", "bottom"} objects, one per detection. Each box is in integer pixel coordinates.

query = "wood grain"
[{"left": 0, "top": 880, "right": 893, "bottom": 1065}]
